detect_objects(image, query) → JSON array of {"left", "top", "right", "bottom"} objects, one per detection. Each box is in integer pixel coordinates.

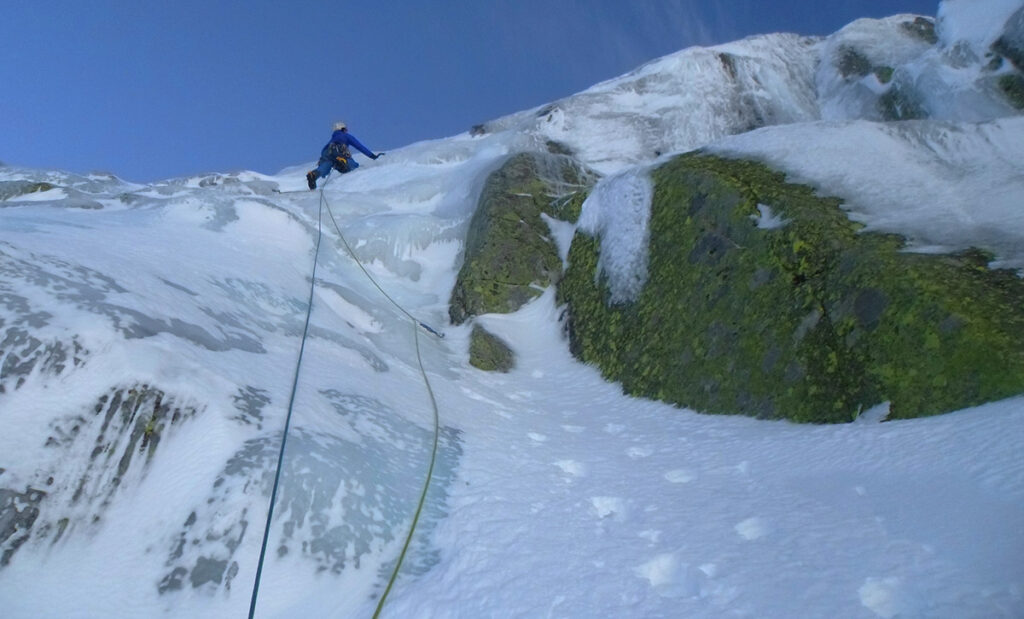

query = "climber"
[{"left": 306, "top": 121, "right": 384, "bottom": 190}]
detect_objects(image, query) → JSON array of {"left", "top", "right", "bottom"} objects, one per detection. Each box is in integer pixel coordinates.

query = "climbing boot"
[{"left": 306, "top": 170, "right": 318, "bottom": 190}]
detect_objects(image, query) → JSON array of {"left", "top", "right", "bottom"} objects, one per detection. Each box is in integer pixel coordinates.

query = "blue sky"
[{"left": 1, "top": 1, "right": 940, "bottom": 182}]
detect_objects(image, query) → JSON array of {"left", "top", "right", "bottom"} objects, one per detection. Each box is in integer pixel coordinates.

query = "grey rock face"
[
  {"left": 0, "top": 384, "right": 201, "bottom": 567},
  {"left": 157, "top": 390, "right": 462, "bottom": 596}
]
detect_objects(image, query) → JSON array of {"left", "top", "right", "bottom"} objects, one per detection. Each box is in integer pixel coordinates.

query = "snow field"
[
  {"left": 383, "top": 289, "right": 1024, "bottom": 618},
  {"left": 3, "top": 127, "right": 1023, "bottom": 618}
]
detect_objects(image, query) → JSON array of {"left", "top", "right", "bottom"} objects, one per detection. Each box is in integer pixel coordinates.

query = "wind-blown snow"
[
  {"left": 709, "top": 116, "right": 1024, "bottom": 269},
  {"left": 815, "top": 15, "right": 939, "bottom": 122},
  {"left": 577, "top": 168, "right": 654, "bottom": 303},
  {"left": 487, "top": 33, "right": 822, "bottom": 176},
  {"left": 2, "top": 1, "right": 1023, "bottom": 618},
  {"left": 937, "top": 0, "right": 1022, "bottom": 52},
  {"left": 751, "top": 203, "right": 791, "bottom": 230}
]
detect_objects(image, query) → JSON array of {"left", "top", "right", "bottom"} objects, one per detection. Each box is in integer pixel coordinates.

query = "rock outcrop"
[
  {"left": 449, "top": 150, "right": 594, "bottom": 327},
  {"left": 0, "top": 384, "right": 201, "bottom": 566},
  {"left": 559, "top": 153, "right": 1024, "bottom": 422},
  {"left": 468, "top": 325, "right": 515, "bottom": 373}
]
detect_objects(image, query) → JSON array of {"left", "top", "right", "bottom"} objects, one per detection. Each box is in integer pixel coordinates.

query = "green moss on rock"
[
  {"left": 901, "top": 17, "right": 938, "bottom": 45},
  {"left": 0, "top": 181, "right": 55, "bottom": 201},
  {"left": 995, "top": 37, "right": 1024, "bottom": 71},
  {"left": 837, "top": 47, "right": 872, "bottom": 79},
  {"left": 878, "top": 84, "right": 927, "bottom": 120},
  {"left": 873, "top": 66, "right": 895, "bottom": 84},
  {"left": 998, "top": 73, "right": 1024, "bottom": 109},
  {"left": 469, "top": 324, "right": 516, "bottom": 372},
  {"left": 545, "top": 140, "right": 574, "bottom": 156},
  {"left": 991, "top": 6, "right": 1024, "bottom": 70},
  {"left": 557, "top": 190, "right": 589, "bottom": 223},
  {"left": 559, "top": 153, "right": 1024, "bottom": 423},
  {"left": 449, "top": 152, "right": 596, "bottom": 324}
]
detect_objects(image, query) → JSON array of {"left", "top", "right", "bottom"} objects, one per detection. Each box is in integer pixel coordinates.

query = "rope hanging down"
[
  {"left": 318, "top": 187, "right": 444, "bottom": 618},
  {"left": 248, "top": 176, "right": 444, "bottom": 618},
  {"left": 248, "top": 191, "right": 325, "bottom": 619},
  {"left": 321, "top": 195, "right": 445, "bottom": 339}
]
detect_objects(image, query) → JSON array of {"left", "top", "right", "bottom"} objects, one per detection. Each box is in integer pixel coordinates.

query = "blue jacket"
[{"left": 320, "top": 129, "right": 375, "bottom": 161}]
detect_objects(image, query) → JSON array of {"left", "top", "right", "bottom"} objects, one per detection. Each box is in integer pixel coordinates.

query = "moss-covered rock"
[
  {"left": 901, "top": 17, "right": 938, "bottom": 45},
  {"left": 992, "top": 7, "right": 1024, "bottom": 70},
  {"left": 837, "top": 46, "right": 873, "bottom": 79},
  {"left": 873, "top": 66, "right": 895, "bottom": 84},
  {"left": 469, "top": 324, "right": 516, "bottom": 372},
  {"left": 449, "top": 151, "right": 596, "bottom": 324},
  {"left": 878, "top": 83, "right": 927, "bottom": 120},
  {"left": 559, "top": 153, "right": 1024, "bottom": 423},
  {"left": 545, "top": 140, "right": 574, "bottom": 156},
  {"left": 994, "top": 39, "right": 1024, "bottom": 72},
  {"left": 0, "top": 181, "right": 55, "bottom": 201},
  {"left": 832, "top": 47, "right": 913, "bottom": 116},
  {"left": 998, "top": 73, "right": 1024, "bottom": 109}
]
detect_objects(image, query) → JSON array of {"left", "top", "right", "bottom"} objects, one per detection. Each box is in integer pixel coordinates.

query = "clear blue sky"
[{"left": 1, "top": 1, "right": 939, "bottom": 183}]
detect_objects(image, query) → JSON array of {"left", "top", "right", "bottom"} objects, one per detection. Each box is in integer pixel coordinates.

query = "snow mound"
[
  {"left": 577, "top": 167, "right": 654, "bottom": 302},
  {"left": 709, "top": 116, "right": 1024, "bottom": 268},
  {"left": 937, "top": 0, "right": 1023, "bottom": 53}
]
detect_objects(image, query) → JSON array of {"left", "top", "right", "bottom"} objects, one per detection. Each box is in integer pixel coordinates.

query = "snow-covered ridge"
[
  {"left": 543, "top": 4, "right": 1023, "bottom": 298},
  {"left": 711, "top": 116, "right": 1024, "bottom": 270},
  {"left": 478, "top": 32, "right": 822, "bottom": 176},
  {"left": 514, "top": 3, "right": 1020, "bottom": 177}
]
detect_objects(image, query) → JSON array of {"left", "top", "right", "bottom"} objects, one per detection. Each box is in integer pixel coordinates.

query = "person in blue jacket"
[{"left": 306, "top": 121, "right": 384, "bottom": 190}]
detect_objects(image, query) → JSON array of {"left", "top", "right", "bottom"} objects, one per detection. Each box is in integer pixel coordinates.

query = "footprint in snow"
[
  {"left": 634, "top": 552, "right": 711, "bottom": 599},
  {"left": 554, "top": 460, "right": 586, "bottom": 479},
  {"left": 664, "top": 469, "right": 696, "bottom": 484},
  {"left": 735, "top": 517, "right": 769, "bottom": 541},
  {"left": 561, "top": 424, "right": 585, "bottom": 433},
  {"left": 859, "top": 576, "right": 919, "bottom": 618},
  {"left": 528, "top": 432, "right": 547, "bottom": 442},
  {"left": 590, "top": 496, "right": 627, "bottom": 522},
  {"left": 627, "top": 446, "right": 653, "bottom": 459},
  {"left": 604, "top": 423, "right": 626, "bottom": 435}
]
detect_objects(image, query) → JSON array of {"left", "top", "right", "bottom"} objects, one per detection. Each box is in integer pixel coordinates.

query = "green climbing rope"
[
  {"left": 318, "top": 188, "right": 443, "bottom": 618},
  {"left": 248, "top": 174, "right": 444, "bottom": 617}
]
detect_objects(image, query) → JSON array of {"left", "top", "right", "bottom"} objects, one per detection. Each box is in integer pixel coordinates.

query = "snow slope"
[
  {"left": 2, "top": 2, "right": 1023, "bottom": 618},
  {"left": 710, "top": 117, "right": 1024, "bottom": 270}
]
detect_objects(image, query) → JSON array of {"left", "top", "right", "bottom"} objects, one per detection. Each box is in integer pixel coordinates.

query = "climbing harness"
[{"left": 248, "top": 174, "right": 444, "bottom": 619}]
